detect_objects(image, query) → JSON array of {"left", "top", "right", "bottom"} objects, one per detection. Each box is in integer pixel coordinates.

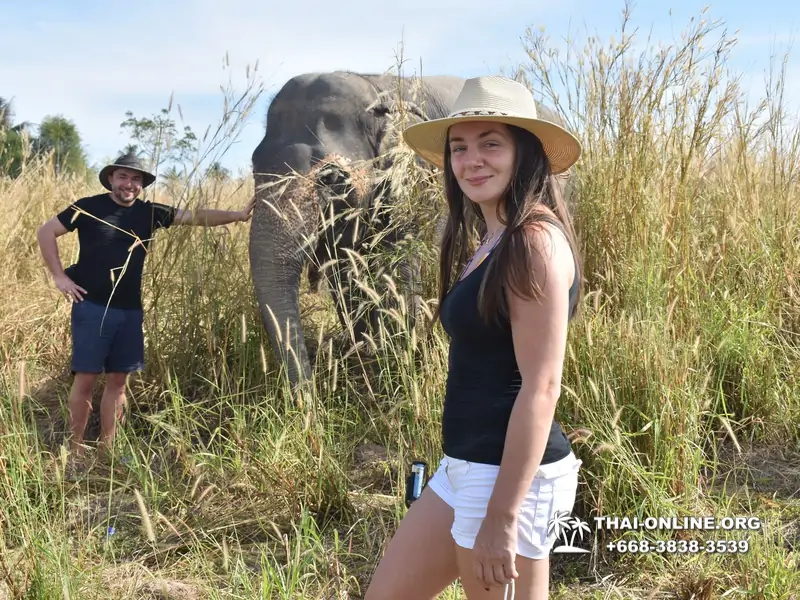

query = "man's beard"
[{"left": 113, "top": 189, "right": 137, "bottom": 204}]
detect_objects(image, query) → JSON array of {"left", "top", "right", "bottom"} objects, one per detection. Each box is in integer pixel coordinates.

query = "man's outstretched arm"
[{"left": 173, "top": 197, "right": 255, "bottom": 226}]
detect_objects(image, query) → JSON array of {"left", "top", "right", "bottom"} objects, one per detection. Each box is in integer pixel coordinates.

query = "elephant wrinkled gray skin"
[{"left": 248, "top": 70, "right": 573, "bottom": 387}]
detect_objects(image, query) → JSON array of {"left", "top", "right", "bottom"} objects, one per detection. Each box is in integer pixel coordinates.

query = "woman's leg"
[
  {"left": 364, "top": 485, "right": 460, "bottom": 600},
  {"left": 455, "top": 548, "right": 550, "bottom": 599},
  {"left": 448, "top": 454, "right": 582, "bottom": 599}
]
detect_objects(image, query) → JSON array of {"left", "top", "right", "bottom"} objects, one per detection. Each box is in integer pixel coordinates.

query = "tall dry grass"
[{"left": 1, "top": 5, "right": 798, "bottom": 599}]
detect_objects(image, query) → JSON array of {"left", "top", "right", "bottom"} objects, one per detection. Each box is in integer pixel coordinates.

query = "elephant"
[{"left": 248, "top": 70, "right": 574, "bottom": 387}]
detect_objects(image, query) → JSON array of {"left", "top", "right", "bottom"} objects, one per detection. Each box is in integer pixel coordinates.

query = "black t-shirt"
[
  {"left": 438, "top": 237, "right": 579, "bottom": 467},
  {"left": 56, "top": 193, "right": 177, "bottom": 309}
]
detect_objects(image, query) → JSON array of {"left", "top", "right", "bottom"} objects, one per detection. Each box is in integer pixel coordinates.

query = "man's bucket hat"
[
  {"left": 403, "top": 75, "right": 581, "bottom": 174},
  {"left": 99, "top": 153, "right": 156, "bottom": 191}
]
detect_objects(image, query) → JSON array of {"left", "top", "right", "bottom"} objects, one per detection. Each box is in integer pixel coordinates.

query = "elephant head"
[
  {"left": 249, "top": 70, "right": 577, "bottom": 387},
  {"left": 249, "top": 71, "right": 466, "bottom": 386}
]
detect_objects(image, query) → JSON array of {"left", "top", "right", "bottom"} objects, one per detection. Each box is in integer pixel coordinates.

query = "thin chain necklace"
[{"left": 458, "top": 226, "right": 505, "bottom": 281}]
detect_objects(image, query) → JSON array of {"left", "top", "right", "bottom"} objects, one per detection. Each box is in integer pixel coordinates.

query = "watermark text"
[{"left": 594, "top": 516, "right": 761, "bottom": 531}]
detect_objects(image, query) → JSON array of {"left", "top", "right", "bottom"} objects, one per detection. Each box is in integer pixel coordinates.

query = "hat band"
[{"left": 448, "top": 109, "right": 514, "bottom": 117}]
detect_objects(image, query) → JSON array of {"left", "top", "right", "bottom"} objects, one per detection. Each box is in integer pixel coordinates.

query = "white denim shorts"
[{"left": 426, "top": 451, "right": 582, "bottom": 559}]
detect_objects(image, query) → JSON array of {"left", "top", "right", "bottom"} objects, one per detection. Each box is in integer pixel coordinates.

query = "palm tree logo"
[{"left": 548, "top": 511, "right": 591, "bottom": 553}]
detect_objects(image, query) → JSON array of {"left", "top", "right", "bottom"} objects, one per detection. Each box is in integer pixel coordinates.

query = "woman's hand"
[{"left": 472, "top": 512, "right": 519, "bottom": 589}]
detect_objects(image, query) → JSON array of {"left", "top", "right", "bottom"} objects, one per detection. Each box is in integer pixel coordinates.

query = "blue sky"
[{"left": 2, "top": 0, "right": 799, "bottom": 177}]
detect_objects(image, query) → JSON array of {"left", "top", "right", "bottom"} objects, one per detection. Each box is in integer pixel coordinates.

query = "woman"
[{"left": 364, "top": 76, "right": 584, "bottom": 600}]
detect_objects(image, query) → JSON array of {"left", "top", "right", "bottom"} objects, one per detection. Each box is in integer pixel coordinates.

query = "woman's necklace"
[{"left": 458, "top": 226, "right": 505, "bottom": 281}]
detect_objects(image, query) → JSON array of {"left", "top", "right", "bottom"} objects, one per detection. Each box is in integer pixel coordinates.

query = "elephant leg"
[
  {"left": 317, "top": 206, "right": 369, "bottom": 343},
  {"left": 313, "top": 170, "right": 423, "bottom": 360},
  {"left": 307, "top": 236, "right": 328, "bottom": 293},
  {"left": 372, "top": 223, "right": 422, "bottom": 338},
  {"left": 326, "top": 220, "right": 420, "bottom": 354}
]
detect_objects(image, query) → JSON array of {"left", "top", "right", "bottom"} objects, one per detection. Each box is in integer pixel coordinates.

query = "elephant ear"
[
  {"left": 363, "top": 90, "right": 446, "bottom": 249},
  {"left": 366, "top": 94, "right": 433, "bottom": 172}
]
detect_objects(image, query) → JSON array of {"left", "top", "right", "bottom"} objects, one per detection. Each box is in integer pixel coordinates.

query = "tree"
[
  {"left": 119, "top": 107, "right": 198, "bottom": 174},
  {"left": 121, "top": 143, "right": 142, "bottom": 158},
  {"left": 0, "top": 96, "right": 33, "bottom": 178},
  {"left": 0, "top": 97, "right": 13, "bottom": 130},
  {"left": 36, "top": 115, "right": 87, "bottom": 175},
  {"left": 0, "top": 129, "right": 30, "bottom": 178},
  {"left": 205, "top": 161, "right": 230, "bottom": 181}
]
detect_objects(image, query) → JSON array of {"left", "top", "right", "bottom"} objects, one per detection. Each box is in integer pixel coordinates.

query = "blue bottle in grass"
[{"left": 404, "top": 461, "right": 427, "bottom": 508}]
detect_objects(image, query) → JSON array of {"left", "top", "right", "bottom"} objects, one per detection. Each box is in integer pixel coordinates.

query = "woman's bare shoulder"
[{"left": 522, "top": 214, "right": 574, "bottom": 275}]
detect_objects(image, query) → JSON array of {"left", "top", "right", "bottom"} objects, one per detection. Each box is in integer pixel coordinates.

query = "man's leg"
[
  {"left": 98, "top": 372, "right": 128, "bottom": 458},
  {"left": 100, "top": 306, "right": 144, "bottom": 458},
  {"left": 67, "top": 372, "right": 99, "bottom": 457},
  {"left": 68, "top": 300, "right": 116, "bottom": 457}
]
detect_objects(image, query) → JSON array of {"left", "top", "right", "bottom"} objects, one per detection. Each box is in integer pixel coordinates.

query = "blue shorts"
[{"left": 70, "top": 299, "right": 144, "bottom": 374}]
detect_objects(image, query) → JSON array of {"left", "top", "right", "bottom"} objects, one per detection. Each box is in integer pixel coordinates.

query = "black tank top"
[{"left": 438, "top": 228, "right": 579, "bottom": 466}]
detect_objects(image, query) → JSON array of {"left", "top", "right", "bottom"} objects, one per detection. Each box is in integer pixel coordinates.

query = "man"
[{"left": 36, "top": 153, "right": 254, "bottom": 465}]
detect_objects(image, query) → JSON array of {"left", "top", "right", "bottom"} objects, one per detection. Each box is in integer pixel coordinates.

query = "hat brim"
[
  {"left": 99, "top": 164, "right": 156, "bottom": 191},
  {"left": 402, "top": 114, "right": 581, "bottom": 175}
]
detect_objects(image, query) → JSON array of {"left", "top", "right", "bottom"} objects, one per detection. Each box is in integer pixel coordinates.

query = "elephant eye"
[
  {"left": 370, "top": 103, "right": 391, "bottom": 117},
  {"left": 323, "top": 114, "right": 343, "bottom": 131}
]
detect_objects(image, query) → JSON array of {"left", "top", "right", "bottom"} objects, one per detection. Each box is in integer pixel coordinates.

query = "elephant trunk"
[{"left": 249, "top": 143, "right": 319, "bottom": 386}]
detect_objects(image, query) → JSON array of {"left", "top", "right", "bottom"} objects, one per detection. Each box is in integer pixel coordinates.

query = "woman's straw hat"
[{"left": 403, "top": 75, "right": 581, "bottom": 174}]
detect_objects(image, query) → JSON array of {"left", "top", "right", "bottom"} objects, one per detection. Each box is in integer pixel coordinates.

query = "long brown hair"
[{"left": 433, "top": 124, "right": 583, "bottom": 328}]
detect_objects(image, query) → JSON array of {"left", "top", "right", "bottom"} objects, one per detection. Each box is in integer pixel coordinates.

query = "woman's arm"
[{"left": 485, "top": 222, "right": 575, "bottom": 520}]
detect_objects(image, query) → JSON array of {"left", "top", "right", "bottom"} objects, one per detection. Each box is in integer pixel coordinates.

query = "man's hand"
[
  {"left": 237, "top": 197, "right": 256, "bottom": 222},
  {"left": 55, "top": 274, "right": 87, "bottom": 302}
]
